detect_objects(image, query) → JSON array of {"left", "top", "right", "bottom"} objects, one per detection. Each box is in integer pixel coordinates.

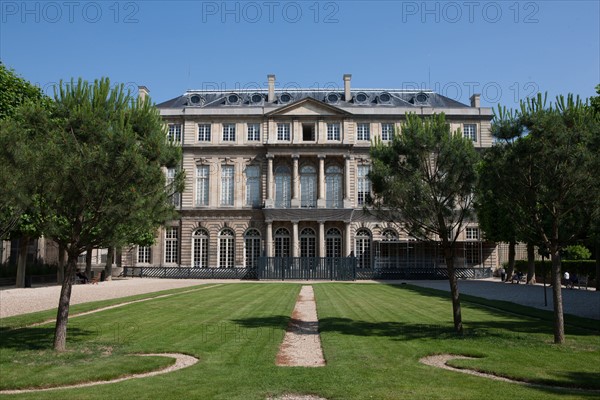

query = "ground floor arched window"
[
  {"left": 192, "top": 228, "right": 209, "bottom": 268},
  {"left": 355, "top": 229, "right": 372, "bottom": 268},
  {"left": 244, "top": 229, "right": 261, "bottom": 268},
  {"left": 300, "top": 228, "right": 316, "bottom": 258},
  {"left": 219, "top": 228, "right": 235, "bottom": 268},
  {"left": 274, "top": 228, "right": 290, "bottom": 258},
  {"left": 326, "top": 228, "right": 342, "bottom": 258}
]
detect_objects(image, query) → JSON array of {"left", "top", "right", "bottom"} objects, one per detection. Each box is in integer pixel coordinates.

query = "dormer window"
[
  {"left": 250, "top": 93, "right": 264, "bottom": 104},
  {"left": 325, "top": 92, "right": 341, "bottom": 104},
  {"left": 279, "top": 93, "right": 293, "bottom": 104},
  {"left": 226, "top": 93, "right": 241, "bottom": 105},
  {"left": 189, "top": 94, "right": 204, "bottom": 105},
  {"left": 354, "top": 92, "right": 369, "bottom": 104},
  {"left": 378, "top": 92, "right": 392, "bottom": 104}
]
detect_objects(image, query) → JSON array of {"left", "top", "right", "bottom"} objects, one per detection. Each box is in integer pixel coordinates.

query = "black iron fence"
[{"left": 119, "top": 260, "right": 492, "bottom": 281}]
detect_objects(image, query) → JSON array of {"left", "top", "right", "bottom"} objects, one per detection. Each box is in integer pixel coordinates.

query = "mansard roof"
[{"left": 155, "top": 88, "right": 470, "bottom": 110}]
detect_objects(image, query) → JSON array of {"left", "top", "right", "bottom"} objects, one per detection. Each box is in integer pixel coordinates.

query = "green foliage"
[
  {"left": 562, "top": 244, "right": 592, "bottom": 260},
  {"left": 0, "top": 63, "right": 50, "bottom": 120},
  {"left": 34, "top": 78, "right": 183, "bottom": 254},
  {"left": 369, "top": 113, "right": 479, "bottom": 242}
]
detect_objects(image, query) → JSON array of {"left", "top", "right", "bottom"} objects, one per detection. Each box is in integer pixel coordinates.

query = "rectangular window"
[
  {"left": 167, "top": 124, "right": 182, "bottom": 143},
  {"left": 357, "top": 165, "right": 371, "bottom": 205},
  {"left": 245, "top": 165, "right": 260, "bottom": 207},
  {"left": 357, "top": 123, "right": 370, "bottom": 141},
  {"left": 138, "top": 246, "right": 151, "bottom": 264},
  {"left": 166, "top": 168, "right": 180, "bottom": 207},
  {"left": 198, "top": 124, "right": 211, "bottom": 141},
  {"left": 464, "top": 124, "right": 477, "bottom": 142},
  {"left": 196, "top": 165, "right": 210, "bottom": 206},
  {"left": 302, "top": 124, "right": 315, "bottom": 141},
  {"left": 381, "top": 123, "right": 394, "bottom": 141},
  {"left": 223, "top": 124, "right": 236, "bottom": 141},
  {"left": 165, "top": 227, "right": 178, "bottom": 264},
  {"left": 247, "top": 123, "right": 260, "bottom": 141},
  {"left": 221, "top": 165, "right": 234, "bottom": 206},
  {"left": 327, "top": 123, "right": 340, "bottom": 141},
  {"left": 277, "top": 123, "right": 290, "bottom": 141},
  {"left": 466, "top": 227, "right": 480, "bottom": 240}
]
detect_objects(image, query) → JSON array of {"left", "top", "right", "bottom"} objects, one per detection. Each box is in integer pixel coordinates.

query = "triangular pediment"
[{"left": 266, "top": 97, "right": 351, "bottom": 117}]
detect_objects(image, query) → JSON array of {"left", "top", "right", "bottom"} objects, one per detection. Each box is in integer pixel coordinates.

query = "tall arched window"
[
  {"left": 355, "top": 229, "right": 372, "bottom": 269},
  {"left": 326, "top": 228, "right": 342, "bottom": 258},
  {"left": 274, "top": 228, "right": 290, "bottom": 258},
  {"left": 192, "top": 228, "right": 209, "bottom": 268},
  {"left": 245, "top": 166, "right": 261, "bottom": 207},
  {"left": 218, "top": 229, "right": 235, "bottom": 268},
  {"left": 381, "top": 229, "right": 399, "bottom": 259},
  {"left": 326, "top": 165, "right": 343, "bottom": 208},
  {"left": 275, "top": 166, "right": 291, "bottom": 208},
  {"left": 300, "top": 228, "right": 316, "bottom": 258},
  {"left": 300, "top": 165, "right": 317, "bottom": 208},
  {"left": 244, "top": 229, "right": 261, "bottom": 268}
]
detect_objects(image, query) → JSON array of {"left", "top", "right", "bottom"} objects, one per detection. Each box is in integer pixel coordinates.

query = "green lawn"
[{"left": 0, "top": 283, "right": 598, "bottom": 399}]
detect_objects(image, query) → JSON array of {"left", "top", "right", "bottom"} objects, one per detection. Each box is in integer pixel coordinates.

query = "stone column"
[
  {"left": 266, "top": 222, "right": 273, "bottom": 257},
  {"left": 292, "top": 221, "right": 299, "bottom": 258},
  {"left": 265, "top": 154, "right": 274, "bottom": 208},
  {"left": 291, "top": 154, "right": 300, "bottom": 208},
  {"left": 318, "top": 221, "right": 325, "bottom": 257},
  {"left": 345, "top": 222, "right": 352, "bottom": 256},
  {"left": 317, "top": 155, "right": 326, "bottom": 208}
]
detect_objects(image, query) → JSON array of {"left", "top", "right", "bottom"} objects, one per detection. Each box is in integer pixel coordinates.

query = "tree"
[
  {"left": 16, "top": 78, "right": 183, "bottom": 351},
  {"left": 476, "top": 106, "right": 541, "bottom": 284},
  {"left": 369, "top": 113, "right": 479, "bottom": 334},
  {"left": 512, "top": 93, "right": 599, "bottom": 343}
]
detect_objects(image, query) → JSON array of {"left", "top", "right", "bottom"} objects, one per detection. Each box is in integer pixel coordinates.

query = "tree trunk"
[
  {"left": 85, "top": 246, "right": 92, "bottom": 279},
  {"left": 444, "top": 245, "right": 463, "bottom": 334},
  {"left": 57, "top": 243, "right": 66, "bottom": 284},
  {"left": 550, "top": 242, "right": 565, "bottom": 344},
  {"left": 15, "top": 236, "right": 29, "bottom": 288},
  {"left": 505, "top": 240, "right": 517, "bottom": 282},
  {"left": 596, "top": 239, "right": 600, "bottom": 291},
  {"left": 104, "top": 246, "right": 114, "bottom": 281},
  {"left": 54, "top": 252, "right": 78, "bottom": 351},
  {"left": 526, "top": 242, "right": 536, "bottom": 284}
]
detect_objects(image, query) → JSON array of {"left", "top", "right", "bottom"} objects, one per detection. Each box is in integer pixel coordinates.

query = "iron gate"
[{"left": 257, "top": 257, "right": 356, "bottom": 280}]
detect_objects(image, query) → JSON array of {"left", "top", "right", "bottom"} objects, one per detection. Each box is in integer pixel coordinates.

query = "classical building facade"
[{"left": 124, "top": 75, "right": 498, "bottom": 278}]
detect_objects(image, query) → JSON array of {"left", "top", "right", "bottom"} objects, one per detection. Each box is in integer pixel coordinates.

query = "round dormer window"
[
  {"left": 279, "top": 93, "right": 293, "bottom": 103},
  {"left": 355, "top": 92, "right": 369, "bottom": 103},
  {"left": 379, "top": 92, "right": 392, "bottom": 103},
  {"left": 415, "top": 92, "right": 429, "bottom": 104},
  {"left": 190, "top": 94, "right": 203, "bottom": 105},
  {"left": 326, "top": 93, "right": 340, "bottom": 103},
  {"left": 227, "top": 93, "right": 240, "bottom": 104},
  {"left": 250, "top": 93, "right": 264, "bottom": 104}
]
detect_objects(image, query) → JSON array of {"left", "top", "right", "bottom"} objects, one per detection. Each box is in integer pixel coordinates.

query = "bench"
[{"left": 89, "top": 273, "right": 101, "bottom": 284}]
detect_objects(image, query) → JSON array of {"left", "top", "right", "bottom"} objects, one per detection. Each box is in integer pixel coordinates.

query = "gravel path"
[
  {"left": 0, "top": 278, "right": 219, "bottom": 318},
  {"left": 276, "top": 285, "right": 325, "bottom": 367},
  {"left": 409, "top": 279, "right": 600, "bottom": 320},
  {"left": 0, "top": 353, "right": 199, "bottom": 395}
]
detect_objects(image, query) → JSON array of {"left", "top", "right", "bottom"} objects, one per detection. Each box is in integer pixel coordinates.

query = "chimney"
[
  {"left": 470, "top": 93, "right": 480, "bottom": 108},
  {"left": 343, "top": 74, "right": 352, "bottom": 101},
  {"left": 138, "top": 86, "right": 150, "bottom": 101},
  {"left": 267, "top": 74, "right": 275, "bottom": 103}
]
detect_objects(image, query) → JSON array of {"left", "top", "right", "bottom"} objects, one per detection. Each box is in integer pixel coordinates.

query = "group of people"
[{"left": 498, "top": 268, "right": 581, "bottom": 288}]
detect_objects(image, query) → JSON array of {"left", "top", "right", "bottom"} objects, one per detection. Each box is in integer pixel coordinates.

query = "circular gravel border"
[
  {"left": 0, "top": 353, "right": 199, "bottom": 395},
  {"left": 420, "top": 354, "right": 600, "bottom": 393}
]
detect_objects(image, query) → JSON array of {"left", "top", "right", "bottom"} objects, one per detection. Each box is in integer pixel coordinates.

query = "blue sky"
[{"left": 1, "top": 0, "right": 598, "bottom": 108}]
